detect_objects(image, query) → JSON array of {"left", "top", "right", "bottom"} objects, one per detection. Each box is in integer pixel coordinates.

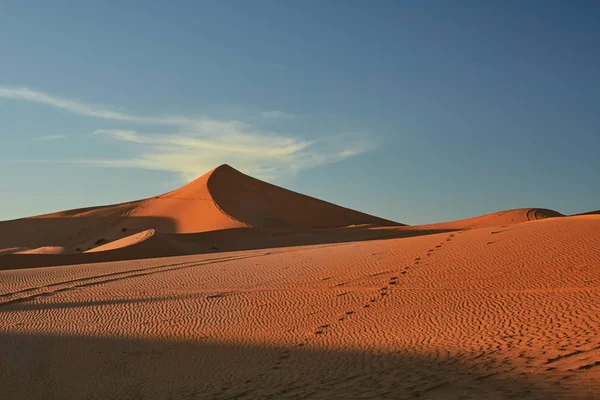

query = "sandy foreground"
[
  {"left": 1, "top": 166, "right": 599, "bottom": 399},
  {"left": 1, "top": 214, "right": 599, "bottom": 399}
]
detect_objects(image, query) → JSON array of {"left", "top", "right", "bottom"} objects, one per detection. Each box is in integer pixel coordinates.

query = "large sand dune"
[
  {"left": 0, "top": 165, "right": 598, "bottom": 398},
  {"left": 0, "top": 165, "right": 398, "bottom": 257}
]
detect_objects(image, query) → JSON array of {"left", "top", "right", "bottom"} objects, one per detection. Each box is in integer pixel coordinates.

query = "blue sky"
[{"left": 1, "top": 1, "right": 599, "bottom": 224}]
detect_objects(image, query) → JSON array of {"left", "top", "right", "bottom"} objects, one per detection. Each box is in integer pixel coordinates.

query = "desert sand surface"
[{"left": 1, "top": 165, "right": 599, "bottom": 399}]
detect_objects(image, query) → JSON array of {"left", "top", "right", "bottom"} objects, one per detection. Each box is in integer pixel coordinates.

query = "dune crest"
[
  {"left": 84, "top": 229, "right": 156, "bottom": 253},
  {"left": 14, "top": 246, "right": 67, "bottom": 255},
  {"left": 420, "top": 208, "right": 562, "bottom": 231}
]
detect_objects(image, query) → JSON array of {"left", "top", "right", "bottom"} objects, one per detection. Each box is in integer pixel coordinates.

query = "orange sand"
[{"left": 0, "top": 165, "right": 598, "bottom": 399}]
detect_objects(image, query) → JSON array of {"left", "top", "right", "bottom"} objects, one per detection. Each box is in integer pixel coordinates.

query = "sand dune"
[
  {"left": 0, "top": 165, "right": 568, "bottom": 271},
  {"left": 0, "top": 212, "right": 565, "bottom": 271},
  {"left": 575, "top": 209, "right": 600, "bottom": 216},
  {"left": 0, "top": 247, "right": 26, "bottom": 256},
  {"left": 0, "top": 225, "right": 434, "bottom": 270},
  {"left": 84, "top": 229, "right": 157, "bottom": 253},
  {"left": 14, "top": 246, "right": 67, "bottom": 255},
  {"left": 1, "top": 214, "right": 599, "bottom": 398},
  {"left": 0, "top": 165, "right": 399, "bottom": 257},
  {"left": 0, "top": 165, "right": 598, "bottom": 398},
  {"left": 419, "top": 207, "right": 562, "bottom": 230}
]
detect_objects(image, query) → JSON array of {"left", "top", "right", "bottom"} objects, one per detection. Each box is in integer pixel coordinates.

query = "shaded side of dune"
[
  {"left": 574, "top": 210, "right": 600, "bottom": 216},
  {"left": 0, "top": 206, "right": 571, "bottom": 271},
  {"left": 0, "top": 226, "right": 450, "bottom": 271},
  {"left": 207, "top": 165, "right": 400, "bottom": 229}
]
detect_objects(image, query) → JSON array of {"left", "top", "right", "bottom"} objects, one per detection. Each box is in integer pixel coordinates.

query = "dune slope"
[
  {"left": 207, "top": 164, "right": 399, "bottom": 229},
  {"left": 419, "top": 207, "right": 563, "bottom": 230},
  {"left": 1, "top": 214, "right": 599, "bottom": 399}
]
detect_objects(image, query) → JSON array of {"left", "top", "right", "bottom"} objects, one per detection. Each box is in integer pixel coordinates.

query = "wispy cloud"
[
  {"left": 0, "top": 86, "right": 195, "bottom": 126},
  {"left": 1, "top": 86, "right": 376, "bottom": 181},
  {"left": 34, "top": 134, "right": 67, "bottom": 141},
  {"left": 260, "top": 110, "right": 294, "bottom": 120},
  {"left": 91, "top": 129, "right": 373, "bottom": 181}
]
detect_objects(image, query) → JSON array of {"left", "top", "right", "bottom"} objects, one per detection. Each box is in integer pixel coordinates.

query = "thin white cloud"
[
  {"left": 0, "top": 86, "right": 195, "bottom": 126},
  {"left": 34, "top": 134, "right": 67, "bottom": 141},
  {"left": 91, "top": 129, "right": 372, "bottom": 181},
  {"left": 2, "top": 86, "right": 376, "bottom": 181},
  {"left": 260, "top": 110, "right": 294, "bottom": 120},
  {"left": 1, "top": 86, "right": 139, "bottom": 122}
]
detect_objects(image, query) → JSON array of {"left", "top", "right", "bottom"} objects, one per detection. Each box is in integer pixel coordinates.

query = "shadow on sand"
[
  {"left": 0, "top": 329, "right": 560, "bottom": 400},
  {"left": 0, "top": 220, "right": 455, "bottom": 271},
  {"left": 0, "top": 215, "right": 177, "bottom": 249}
]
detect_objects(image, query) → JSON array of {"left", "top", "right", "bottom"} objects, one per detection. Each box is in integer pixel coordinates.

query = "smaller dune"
[
  {"left": 14, "top": 246, "right": 67, "bottom": 255},
  {"left": 85, "top": 230, "right": 156, "bottom": 253},
  {"left": 419, "top": 208, "right": 562, "bottom": 231},
  {"left": 0, "top": 247, "right": 27, "bottom": 256},
  {"left": 574, "top": 210, "right": 600, "bottom": 216}
]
